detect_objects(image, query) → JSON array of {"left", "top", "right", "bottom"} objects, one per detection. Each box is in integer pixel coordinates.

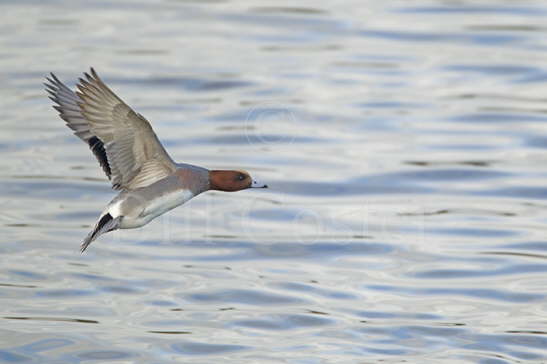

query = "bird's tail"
[{"left": 81, "top": 213, "right": 122, "bottom": 253}]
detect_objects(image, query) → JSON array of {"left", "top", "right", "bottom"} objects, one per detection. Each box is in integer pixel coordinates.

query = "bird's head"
[{"left": 209, "top": 170, "right": 268, "bottom": 192}]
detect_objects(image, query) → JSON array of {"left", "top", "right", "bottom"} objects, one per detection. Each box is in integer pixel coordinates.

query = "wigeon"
[{"left": 45, "top": 68, "right": 267, "bottom": 252}]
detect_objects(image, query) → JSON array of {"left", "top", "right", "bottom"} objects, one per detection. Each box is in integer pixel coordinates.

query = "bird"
[{"left": 45, "top": 68, "right": 267, "bottom": 252}]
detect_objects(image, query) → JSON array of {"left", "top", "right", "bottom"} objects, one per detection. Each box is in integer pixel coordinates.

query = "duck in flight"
[{"left": 45, "top": 68, "right": 267, "bottom": 252}]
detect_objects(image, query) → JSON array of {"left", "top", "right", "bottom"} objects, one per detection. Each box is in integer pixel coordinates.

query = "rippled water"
[{"left": 2, "top": 1, "right": 547, "bottom": 363}]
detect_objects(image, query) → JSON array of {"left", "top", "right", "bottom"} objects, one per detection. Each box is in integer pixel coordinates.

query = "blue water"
[{"left": 2, "top": 1, "right": 547, "bottom": 363}]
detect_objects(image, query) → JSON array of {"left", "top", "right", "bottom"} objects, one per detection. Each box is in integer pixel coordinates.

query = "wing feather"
[
  {"left": 45, "top": 74, "right": 112, "bottom": 178},
  {"left": 46, "top": 68, "right": 177, "bottom": 190}
]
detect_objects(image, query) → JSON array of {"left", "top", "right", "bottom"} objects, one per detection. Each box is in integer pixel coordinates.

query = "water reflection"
[{"left": 2, "top": 0, "right": 547, "bottom": 363}]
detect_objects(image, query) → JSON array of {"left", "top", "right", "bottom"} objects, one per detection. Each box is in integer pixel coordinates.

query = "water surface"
[{"left": 2, "top": 1, "right": 547, "bottom": 363}]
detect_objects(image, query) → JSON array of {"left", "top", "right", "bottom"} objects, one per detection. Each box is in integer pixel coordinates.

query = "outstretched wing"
[
  {"left": 45, "top": 73, "right": 113, "bottom": 180},
  {"left": 46, "top": 69, "right": 176, "bottom": 190}
]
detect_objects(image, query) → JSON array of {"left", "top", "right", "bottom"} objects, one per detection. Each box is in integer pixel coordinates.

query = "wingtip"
[
  {"left": 49, "top": 72, "right": 60, "bottom": 83},
  {"left": 44, "top": 76, "right": 58, "bottom": 90},
  {"left": 75, "top": 89, "right": 86, "bottom": 102},
  {"left": 75, "top": 84, "right": 88, "bottom": 98}
]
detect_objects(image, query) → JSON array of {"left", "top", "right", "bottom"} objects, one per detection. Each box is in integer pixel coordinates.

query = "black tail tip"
[{"left": 80, "top": 213, "right": 115, "bottom": 253}]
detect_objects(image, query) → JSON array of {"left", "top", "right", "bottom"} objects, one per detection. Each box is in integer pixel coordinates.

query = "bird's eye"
[{"left": 238, "top": 174, "right": 245, "bottom": 181}]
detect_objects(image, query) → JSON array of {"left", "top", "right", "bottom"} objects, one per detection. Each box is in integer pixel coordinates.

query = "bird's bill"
[{"left": 251, "top": 179, "right": 268, "bottom": 188}]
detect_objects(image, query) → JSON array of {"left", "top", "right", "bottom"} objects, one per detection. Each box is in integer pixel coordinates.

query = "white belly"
[{"left": 114, "top": 190, "right": 194, "bottom": 229}]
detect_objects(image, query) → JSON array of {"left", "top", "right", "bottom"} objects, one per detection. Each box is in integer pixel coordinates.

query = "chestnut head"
[{"left": 209, "top": 170, "right": 268, "bottom": 192}]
